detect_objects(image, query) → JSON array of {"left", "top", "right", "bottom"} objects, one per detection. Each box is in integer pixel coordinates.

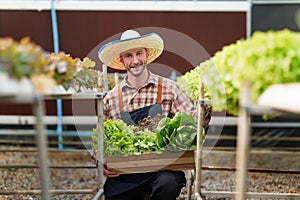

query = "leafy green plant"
[
  {"left": 0, "top": 37, "right": 99, "bottom": 93},
  {"left": 92, "top": 119, "right": 159, "bottom": 157},
  {"left": 156, "top": 111, "right": 204, "bottom": 151},
  {"left": 74, "top": 57, "right": 98, "bottom": 91},
  {"left": 0, "top": 37, "right": 48, "bottom": 80},
  {"left": 92, "top": 112, "right": 202, "bottom": 157},
  {"left": 47, "top": 52, "right": 79, "bottom": 90},
  {"left": 178, "top": 29, "right": 300, "bottom": 116}
]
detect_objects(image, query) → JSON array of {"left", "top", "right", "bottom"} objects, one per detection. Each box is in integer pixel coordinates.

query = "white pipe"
[{"left": 0, "top": 1, "right": 251, "bottom": 12}]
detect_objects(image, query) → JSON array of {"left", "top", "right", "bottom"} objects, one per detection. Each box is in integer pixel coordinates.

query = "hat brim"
[{"left": 98, "top": 33, "right": 164, "bottom": 70}]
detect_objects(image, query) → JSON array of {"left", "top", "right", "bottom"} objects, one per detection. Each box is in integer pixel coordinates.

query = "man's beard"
[{"left": 127, "top": 62, "right": 147, "bottom": 77}]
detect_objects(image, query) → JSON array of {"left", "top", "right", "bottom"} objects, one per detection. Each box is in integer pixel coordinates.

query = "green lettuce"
[{"left": 177, "top": 29, "right": 300, "bottom": 116}]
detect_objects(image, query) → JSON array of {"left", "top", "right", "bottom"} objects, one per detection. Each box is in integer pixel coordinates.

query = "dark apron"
[{"left": 104, "top": 77, "right": 163, "bottom": 197}]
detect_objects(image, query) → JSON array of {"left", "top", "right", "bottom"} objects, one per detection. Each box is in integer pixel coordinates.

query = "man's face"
[{"left": 120, "top": 47, "right": 148, "bottom": 77}]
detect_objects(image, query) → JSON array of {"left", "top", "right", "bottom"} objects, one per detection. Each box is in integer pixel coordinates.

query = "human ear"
[
  {"left": 119, "top": 56, "right": 124, "bottom": 63},
  {"left": 145, "top": 48, "right": 149, "bottom": 57}
]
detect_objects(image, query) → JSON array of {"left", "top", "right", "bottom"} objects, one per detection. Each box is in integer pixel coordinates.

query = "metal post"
[
  {"left": 33, "top": 96, "right": 50, "bottom": 200},
  {"left": 195, "top": 81, "right": 204, "bottom": 196},
  {"left": 96, "top": 93, "right": 105, "bottom": 200},
  {"left": 114, "top": 72, "right": 119, "bottom": 85},
  {"left": 186, "top": 170, "right": 193, "bottom": 200},
  {"left": 102, "top": 64, "right": 108, "bottom": 93},
  {"left": 236, "top": 81, "right": 251, "bottom": 200},
  {"left": 246, "top": 0, "right": 252, "bottom": 38}
]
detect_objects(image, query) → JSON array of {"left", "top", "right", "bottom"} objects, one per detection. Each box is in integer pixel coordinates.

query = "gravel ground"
[{"left": 0, "top": 147, "right": 299, "bottom": 200}]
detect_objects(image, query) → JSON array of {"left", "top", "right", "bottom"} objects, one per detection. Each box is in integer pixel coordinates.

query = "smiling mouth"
[{"left": 130, "top": 64, "right": 144, "bottom": 69}]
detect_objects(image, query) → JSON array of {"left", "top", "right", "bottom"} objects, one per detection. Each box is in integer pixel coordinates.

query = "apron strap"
[
  {"left": 157, "top": 76, "right": 163, "bottom": 104},
  {"left": 117, "top": 76, "right": 163, "bottom": 112},
  {"left": 118, "top": 84, "right": 124, "bottom": 112}
]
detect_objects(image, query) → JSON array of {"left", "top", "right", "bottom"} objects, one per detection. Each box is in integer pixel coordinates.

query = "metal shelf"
[
  {"left": 0, "top": 92, "right": 105, "bottom": 200},
  {"left": 235, "top": 82, "right": 300, "bottom": 200},
  {"left": 0, "top": 94, "right": 50, "bottom": 200}
]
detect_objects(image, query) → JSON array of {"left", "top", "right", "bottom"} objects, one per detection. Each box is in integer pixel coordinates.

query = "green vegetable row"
[
  {"left": 92, "top": 112, "right": 204, "bottom": 157},
  {"left": 177, "top": 29, "right": 300, "bottom": 116}
]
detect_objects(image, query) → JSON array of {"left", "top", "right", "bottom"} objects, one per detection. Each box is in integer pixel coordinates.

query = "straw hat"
[{"left": 98, "top": 30, "right": 164, "bottom": 70}]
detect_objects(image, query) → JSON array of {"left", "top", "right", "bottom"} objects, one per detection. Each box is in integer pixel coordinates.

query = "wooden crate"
[{"left": 106, "top": 150, "right": 195, "bottom": 174}]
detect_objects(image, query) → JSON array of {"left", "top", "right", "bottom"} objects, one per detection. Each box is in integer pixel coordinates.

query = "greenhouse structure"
[{"left": 0, "top": 0, "right": 300, "bottom": 199}]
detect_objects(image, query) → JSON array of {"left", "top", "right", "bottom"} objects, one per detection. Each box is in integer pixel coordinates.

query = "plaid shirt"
[
  {"left": 103, "top": 71, "right": 197, "bottom": 120},
  {"left": 91, "top": 71, "right": 211, "bottom": 164}
]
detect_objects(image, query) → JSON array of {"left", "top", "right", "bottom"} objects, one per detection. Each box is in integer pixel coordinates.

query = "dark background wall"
[
  {"left": 0, "top": 10, "right": 246, "bottom": 73},
  {"left": 0, "top": 10, "right": 246, "bottom": 115}
]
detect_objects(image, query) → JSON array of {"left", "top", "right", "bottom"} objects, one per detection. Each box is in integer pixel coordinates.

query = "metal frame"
[
  {"left": 194, "top": 81, "right": 205, "bottom": 200},
  {"left": 0, "top": 94, "right": 50, "bottom": 200},
  {"left": 250, "top": 0, "right": 300, "bottom": 4},
  {"left": 0, "top": 93, "right": 106, "bottom": 199},
  {"left": 94, "top": 93, "right": 105, "bottom": 200},
  {"left": 0, "top": 1, "right": 251, "bottom": 12},
  {"left": 235, "top": 82, "right": 300, "bottom": 199},
  {"left": 44, "top": 93, "right": 106, "bottom": 199},
  {"left": 2, "top": 88, "right": 299, "bottom": 198}
]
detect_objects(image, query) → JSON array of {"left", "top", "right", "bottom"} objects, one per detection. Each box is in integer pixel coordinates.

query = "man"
[{"left": 93, "top": 29, "right": 208, "bottom": 200}]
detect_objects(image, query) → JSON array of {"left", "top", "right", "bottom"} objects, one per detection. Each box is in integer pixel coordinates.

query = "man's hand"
[
  {"left": 90, "top": 149, "right": 120, "bottom": 177},
  {"left": 103, "top": 166, "right": 119, "bottom": 177}
]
